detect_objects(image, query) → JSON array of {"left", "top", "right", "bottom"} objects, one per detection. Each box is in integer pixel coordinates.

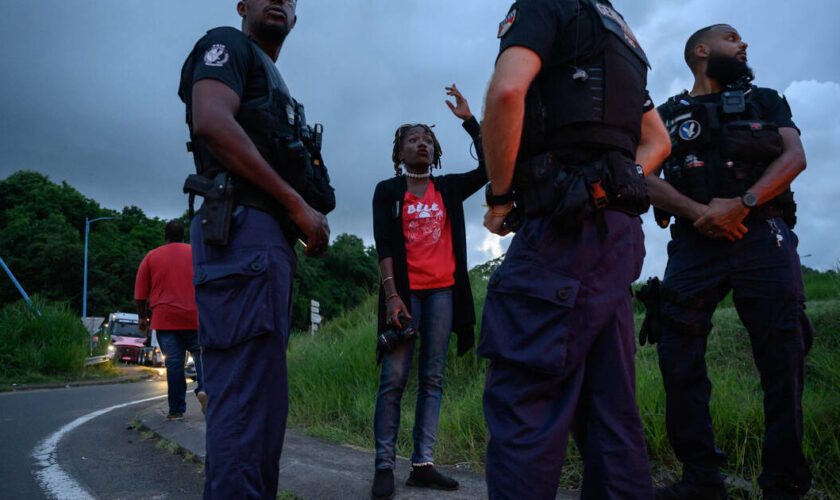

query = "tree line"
[{"left": 0, "top": 170, "right": 378, "bottom": 331}]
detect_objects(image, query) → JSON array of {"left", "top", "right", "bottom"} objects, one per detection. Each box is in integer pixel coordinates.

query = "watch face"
[{"left": 743, "top": 193, "right": 758, "bottom": 207}]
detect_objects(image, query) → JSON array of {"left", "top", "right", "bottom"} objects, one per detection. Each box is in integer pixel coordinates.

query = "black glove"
[{"left": 636, "top": 277, "right": 662, "bottom": 346}]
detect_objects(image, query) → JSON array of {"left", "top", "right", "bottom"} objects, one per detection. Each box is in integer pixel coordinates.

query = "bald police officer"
[
  {"left": 645, "top": 24, "right": 812, "bottom": 500},
  {"left": 478, "top": 0, "right": 671, "bottom": 498},
  {"left": 178, "top": 0, "right": 331, "bottom": 498}
]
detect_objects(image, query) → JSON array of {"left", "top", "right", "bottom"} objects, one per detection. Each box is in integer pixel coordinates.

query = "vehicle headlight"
[
  {"left": 108, "top": 345, "right": 115, "bottom": 352},
  {"left": 187, "top": 355, "right": 194, "bottom": 364}
]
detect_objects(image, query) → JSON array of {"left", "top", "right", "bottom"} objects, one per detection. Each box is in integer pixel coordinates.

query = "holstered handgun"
[{"left": 183, "top": 172, "right": 234, "bottom": 246}]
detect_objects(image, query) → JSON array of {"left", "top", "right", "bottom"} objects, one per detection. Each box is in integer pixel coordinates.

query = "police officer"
[
  {"left": 178, "top": 0, "right": 330, "bottom": 498},
  {"left": 644, "top": 24, "right": 813, "bottom": 499},
  {"left": 478, "top": 0, "right": 671, "bottom": 498}
]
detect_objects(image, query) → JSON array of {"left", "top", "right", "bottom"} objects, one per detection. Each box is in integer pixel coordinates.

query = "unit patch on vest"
[
  {"left": 203, "top": 44, "right": 229, "bottom": 67},
  {"left": 498, "top": 8, "right": 517, "bottom": 38},
  {"left": 679, "top": 120, "right": 702, "bottom": 141}
]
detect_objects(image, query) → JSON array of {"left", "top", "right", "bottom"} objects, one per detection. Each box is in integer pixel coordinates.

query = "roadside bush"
[{"left": 0, "top": 296, "right": 89, "bottom": 380}]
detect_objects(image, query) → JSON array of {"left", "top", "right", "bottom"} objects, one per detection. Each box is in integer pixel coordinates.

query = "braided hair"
[{"left": 391, "top": 124, "right": 443, "bottom": 176}]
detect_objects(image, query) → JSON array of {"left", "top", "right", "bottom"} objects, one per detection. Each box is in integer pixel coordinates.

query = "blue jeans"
[
  {"left": 157, "top": 329, "right": 203, "bottom": 415},
  {"left": 374, "top": 288, "right": 454, "bottom": 470}
]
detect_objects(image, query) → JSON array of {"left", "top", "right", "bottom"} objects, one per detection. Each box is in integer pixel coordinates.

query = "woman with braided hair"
[{"left": 370, "top": 84, "right": 486, "bottom": 500}]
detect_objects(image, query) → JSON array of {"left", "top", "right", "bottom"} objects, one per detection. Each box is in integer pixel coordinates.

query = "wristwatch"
[
  {"left": 485, "top": 183, "right": 514, "bottom": 207},
  {"left": 741, "top": 192, "right": 758, "bottom": 208}
]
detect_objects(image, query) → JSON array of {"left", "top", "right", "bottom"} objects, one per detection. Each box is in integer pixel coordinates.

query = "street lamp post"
[{"left": 82, "top": 216, "right": 114, "bottom": 318}]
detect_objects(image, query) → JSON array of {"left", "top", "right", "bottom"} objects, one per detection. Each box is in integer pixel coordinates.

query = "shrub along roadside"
[
  {"left": 0, "top": 296, "right": 119, "bottom": 389},
  {"left": 287, "top": 272, "right": 840, "bottom": 496}
]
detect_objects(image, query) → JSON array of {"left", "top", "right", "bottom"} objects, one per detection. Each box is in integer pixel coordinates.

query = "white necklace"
[{"left": 404, "top": 170, "right": 430, "bottom": 179}]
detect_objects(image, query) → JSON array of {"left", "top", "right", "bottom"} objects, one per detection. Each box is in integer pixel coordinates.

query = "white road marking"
[{"left": 31, "top": 394, "right": 166, "bottom": 500}]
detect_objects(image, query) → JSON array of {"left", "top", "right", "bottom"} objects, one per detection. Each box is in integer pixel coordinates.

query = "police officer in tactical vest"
[
  {"left": 640, "top": 24, "right": 813, "bottom": 500},
  {"left": 177, "top": 0, "right": 333, "bottom": 498},
  {"left": 478, "top": 0, "right": 671, "bottom": 497}
]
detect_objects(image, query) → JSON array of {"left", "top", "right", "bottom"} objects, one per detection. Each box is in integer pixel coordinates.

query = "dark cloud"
[{"left": 1, "top": 1, "right": 838, "bottom": 273}]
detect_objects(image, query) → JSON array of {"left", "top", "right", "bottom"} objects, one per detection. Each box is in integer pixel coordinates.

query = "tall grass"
[
  {"left": 0, "top": 296, "right": 90, "bottom": 382},
  {"left": 287, "top": 272, "right": 840, "bottom": 495}
]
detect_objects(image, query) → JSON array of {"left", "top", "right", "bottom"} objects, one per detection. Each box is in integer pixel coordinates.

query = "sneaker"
[
  {"left": 196, "top": 391, "right": 207, "bottom": 415},
  {"left": 165, "top": 412, "right": 184, "bottom": 421},
  {"left": 405, "top": 464, "right": 459, "bottom": 491},
  {"left": 371, "top": 468, "right": 394, "bottom": 500},
  {"left": 655, "top": 480, "right": 727, "bottom": 500}
]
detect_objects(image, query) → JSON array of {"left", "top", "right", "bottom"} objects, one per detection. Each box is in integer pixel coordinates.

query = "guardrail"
[{"left": 85, "top": 355, "right": 110, "bottom": 366}]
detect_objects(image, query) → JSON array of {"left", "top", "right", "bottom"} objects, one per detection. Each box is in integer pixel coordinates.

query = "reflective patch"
[
  {"left": 203, "top": 44, "right": 229, "bottom": 67},
  {"left": 678, "top": 120, "right": 702, "bottom": 141},
  {"left": 498, "top": 8, "right": 517, "bottom": 38}
]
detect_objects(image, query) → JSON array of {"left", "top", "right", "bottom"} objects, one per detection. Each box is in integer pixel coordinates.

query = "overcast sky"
[{"left": 1, "top": 0, "right": 838, "bottom": 279}]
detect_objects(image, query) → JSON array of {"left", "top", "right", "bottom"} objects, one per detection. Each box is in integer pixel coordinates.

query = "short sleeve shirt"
[
  {"left": 178, "top": 27, "right": 269, "bottom": 110},
  {"left": 134, "top": 243, "right": 198, "bottom": 330},
  {"left": 497, "top": 1, "right": 654, "bottom": 114},
  {"left": 402, "top": 181, "right": 456, "bottom": 290},
  {"left": 664, "top": 86, "right": 798, "bottom": 134}
]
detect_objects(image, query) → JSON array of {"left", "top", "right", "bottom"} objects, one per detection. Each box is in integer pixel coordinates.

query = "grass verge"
[
  {"left": 288, "top": 271, "right": 840, "bottom": 496},
  {"left": 0, "top": 296, "right": 125, "bottom": 390}
]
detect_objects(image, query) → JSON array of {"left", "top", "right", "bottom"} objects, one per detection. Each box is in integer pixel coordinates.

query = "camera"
[{"left": 377, "top": 312, "right": 416, "bottom": 353}]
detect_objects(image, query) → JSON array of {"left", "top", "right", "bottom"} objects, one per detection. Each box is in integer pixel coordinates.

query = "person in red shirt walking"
[
  {"left": 135, "top": 220, "right": 205, "bottom": 420},
  {"left": 370, "top": 85, "right": 486, "bottom": 499}
]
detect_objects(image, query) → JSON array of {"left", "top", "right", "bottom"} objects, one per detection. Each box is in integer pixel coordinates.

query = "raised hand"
[{"left": 445, "top": 83, "right": 473, "bottom": 121}]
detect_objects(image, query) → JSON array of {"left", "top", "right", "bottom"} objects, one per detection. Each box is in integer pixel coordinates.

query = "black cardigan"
[{"left": 372, "top": 117, "right": 486, "bottom": 357}]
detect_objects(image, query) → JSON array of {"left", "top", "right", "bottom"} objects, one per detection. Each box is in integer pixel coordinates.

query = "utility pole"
[
  {"left": 82, "top": 216, "right": 115, "bottom": 318},
  {"left": 0, "top": 255, "right": 40, "bottom": 315}
]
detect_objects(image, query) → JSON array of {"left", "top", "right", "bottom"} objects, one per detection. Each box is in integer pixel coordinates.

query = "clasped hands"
[
  {"left": 693, "top": 197, "right": 750, "bottom": 241},
  {"left": 483, "top": 197, "right": 750, "bottom": 241}
]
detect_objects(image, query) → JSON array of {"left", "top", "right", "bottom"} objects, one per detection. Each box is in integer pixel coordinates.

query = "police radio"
[{"left": 721, "top": 90, "right": 746, "bottom": 114}]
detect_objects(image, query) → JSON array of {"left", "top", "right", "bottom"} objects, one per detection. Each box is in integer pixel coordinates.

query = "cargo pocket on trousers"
[
  {"left": 194, "top": 248, "right": 274, "bottom": 349},
  {"left": 481, "top": 261, "right": 580, "bottom": 376}
]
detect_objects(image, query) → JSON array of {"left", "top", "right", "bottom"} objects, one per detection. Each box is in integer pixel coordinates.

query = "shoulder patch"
[
  {"left": 203, "top": 44, "right": 230, "bottom": 67},
  {"left": 498, "top": 8, "right": 517, "bottom": 38}
]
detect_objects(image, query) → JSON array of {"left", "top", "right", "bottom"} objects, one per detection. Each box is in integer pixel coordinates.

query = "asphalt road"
[{"left": 0, "top": 376, "right": 205, "bottom": 499}]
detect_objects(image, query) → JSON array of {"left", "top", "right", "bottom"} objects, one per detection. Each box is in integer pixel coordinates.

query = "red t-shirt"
[
  {"left": 402, "top": 181, "right": 456, "bottom": 290},
  {"left": 134, "top": 243, "right": 198, "bottom": 330}
]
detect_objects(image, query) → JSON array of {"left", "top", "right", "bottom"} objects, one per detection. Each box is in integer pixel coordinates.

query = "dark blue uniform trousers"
[
  {"left": 657, "top": 217, "right": 813, "bottom": 493},
  {"left": 478, "top": 212, "right": 653, "bottom": 499},
  {"left": 191, "top": 207, "right": 296, "bottom": 500}
]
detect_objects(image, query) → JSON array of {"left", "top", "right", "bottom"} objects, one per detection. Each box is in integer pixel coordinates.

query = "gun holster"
[
  {"left": 183, "top": 172, "right": 234, "bottom": 246},
  {"left": 635, "top": 277, "right": 663, "bottom": 346}
]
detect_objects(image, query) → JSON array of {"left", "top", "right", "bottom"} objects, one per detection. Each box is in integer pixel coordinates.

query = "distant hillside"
[{"left": 0, "top": 170, "right": 379, "bottom": 328}]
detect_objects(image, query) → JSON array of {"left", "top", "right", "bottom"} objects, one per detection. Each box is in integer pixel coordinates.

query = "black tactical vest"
[
  {"left": 185, "top": 30, "right": 335, "bottom": 225},
  {"left": 520, "top": 0, "right": 650, "bottom": 159},
  {"left": 661, "top": 86, "right": 785, "bottom": 204}
]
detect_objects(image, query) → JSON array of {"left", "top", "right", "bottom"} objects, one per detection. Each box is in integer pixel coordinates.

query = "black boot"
[
  {"left": 371, "top": 468, "right": 394, "bottom": 500},
  {"left": 762, "top": 487, "right": 803, "bottom": 500},
  {"left": 655, "top": 480, "right": 728, "bottom": 500},
  {"left": 405, "top": 464, "right": 459, "bottom": 491}
]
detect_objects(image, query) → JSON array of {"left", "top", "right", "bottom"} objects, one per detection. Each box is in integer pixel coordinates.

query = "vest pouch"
[
  {"left": 604, "top": 151, "right": 650, "bottom": 215},
  {"left": 550, "top": 161, "right": 607, "bottom": 234},
  {"left": 719, "top": 121, "right": 782, "bottom": 162},
  {"left": 514, "top": 152, "right": 563, "bottom": 217}
]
